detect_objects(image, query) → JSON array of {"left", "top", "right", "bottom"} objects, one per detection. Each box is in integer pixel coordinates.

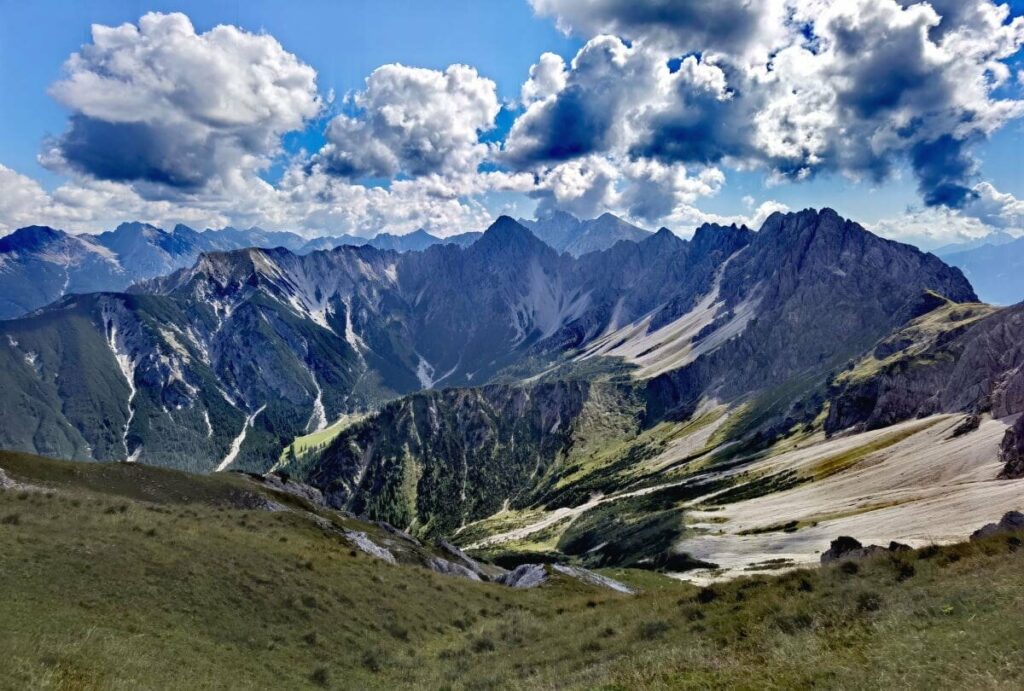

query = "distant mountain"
[
  {"left": 0, "top": 223, "right": 479, "bottom": 319},
  {"left": 932, "top": 231, "right": 1016, "bottom": 257},
  {"left": 0, "top": 226, "right": 128, "bottom": 319},
  {"left": 940, "top": 237, "right": 1024, "bottom": 305},
  {"left": 0, "top": 215, "right": 756, "bottom": 470},
  {"left": 519, "top": 211, "right": 652, "bottom": 256}
]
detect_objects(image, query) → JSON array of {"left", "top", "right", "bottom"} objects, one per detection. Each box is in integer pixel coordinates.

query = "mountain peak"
[
  {"left": 474, "top": 216, "right": 545, "bottom": 253},
  {"left": 0, "top": 225, "right": 65, "bottom": 252}
]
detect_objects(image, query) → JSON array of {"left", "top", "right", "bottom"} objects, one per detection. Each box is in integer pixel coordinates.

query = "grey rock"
[
  {"left": 436, "top": 540, "right": 490, "bottom": 579},
  {"left": 427, "top": 557, "right": 482, "bottom": 581},
  {"left": 343, "top": 529, "right": 397, "bottom": 564},
  {"left": 374, "top": 521, "right": 422, "bottom": 546},
  {"left": 255, "top": 473, "right": 325, "bottom": 507},
  {"left": 949, "top": 414, "right": 981, "bottom": 438},
  {"left": 495, "top": 564, "right": 548, "bottom": 589},
  {"left": 820, "top": 536, "right": 889, "bottom": 564},
  {"left": 999, "top": 417, "right": 1024, "bottom": 479},
  {"left": 0, "top": 468, "right": 21, "bottom": 491},
  {"left": 551, "top": 564, "right": 635, "bottom": 594},
  {"left": 970, "top": 511, "right": 1024, "bottom": 541}
]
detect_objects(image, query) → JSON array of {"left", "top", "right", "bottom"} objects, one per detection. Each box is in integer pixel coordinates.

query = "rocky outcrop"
[
  {"left": 970, "top": 511, "right": 1024, "bottom": 541},
  {"left": 551, "top": 564, "right": 635, "bottom": 594},
  {"left": 998, "top": 418, "right": 1024, "bottom": 479},
  {"left": 495, "top": 564, "right": 549, "bottom": 589},
  {"left": 343, "top": 529, "right": 397, "bottom": 564},
  {"left": 0, "top": 468, "right": 19, "bottom": 491},
  {"left": 426, "top": 557, "right": 482, "bottom": 582},
  {"left": 820, "top": 536, "right": 911, "bottom": 564},
  {"left": 437, "top": 540, "right": 492, "bottom": 580},
  {"left": 251, "top": 473, "right": 326, "bottom": 507}
]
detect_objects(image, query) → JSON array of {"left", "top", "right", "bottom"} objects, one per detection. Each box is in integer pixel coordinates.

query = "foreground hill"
[{"left": 1, "top": 450, "right": 1022, "bottom": 689}]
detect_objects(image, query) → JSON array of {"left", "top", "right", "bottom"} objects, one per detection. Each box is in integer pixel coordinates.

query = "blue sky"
[{"left": 1, "top": 0, "right": 1023, "bottom": 245}]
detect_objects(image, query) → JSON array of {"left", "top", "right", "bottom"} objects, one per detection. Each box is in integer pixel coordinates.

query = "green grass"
[
  {"left": 277, "top": 413, "right": 367, "bottom": 467},
  {"left": 2, "top": 451, "right": 1023, "bottom": 689}
]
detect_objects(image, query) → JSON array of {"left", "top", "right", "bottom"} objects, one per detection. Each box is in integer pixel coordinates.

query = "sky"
[{"left": 1, "top": 0, "right": 1023, "bottom": 248}]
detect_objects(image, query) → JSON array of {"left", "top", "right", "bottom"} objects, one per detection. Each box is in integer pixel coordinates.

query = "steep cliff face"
[
  {"left": 825, "top": 301, "right": 1024, "bottom": 434},
  {"left": 645, "top": 209, "right": 977, "bottom": 422}
]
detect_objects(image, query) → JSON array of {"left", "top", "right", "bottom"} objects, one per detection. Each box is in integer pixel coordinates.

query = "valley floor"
[
  {"left": 459, "top": 413, "right": 1024, "bottom": 584},
  {"left": 1, "top": 451, "right": 1023, "bottom": 689}
]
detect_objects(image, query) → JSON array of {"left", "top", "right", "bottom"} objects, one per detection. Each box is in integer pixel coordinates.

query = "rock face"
[
  {"left": 825, "top": 302, "right": 1024, "bottom": 435},
  {"left": 820, "top": 536, "right": 910, "bottom": 564},
  {"left": 999, "top": 418, "right": 1024, "bottom": 479},
  {"left": 437, "top": 540, "right": 492, "bottom": 580},
  {"left": 495, "top": 564, "right": 549, "bottom": 589},
  {"left": 646, "top": 208, "right": 976, "bottom": 422},
  {"left": 971, "top": 511, "right": 1024, "bottom": 540}
]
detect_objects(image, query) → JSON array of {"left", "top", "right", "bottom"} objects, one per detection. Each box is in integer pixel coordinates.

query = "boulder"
[
  {"left": 256, "top": 472, "right": 326, "bottom": 507},
  {"left": 495, "top": 564, "right": 548, "bottom": 589},
  {"left": 820, "top": 536, "right": 890, "bottom": 564},
  {"left": 971, "top": 511, "right": 1024, "bottom": 541}
]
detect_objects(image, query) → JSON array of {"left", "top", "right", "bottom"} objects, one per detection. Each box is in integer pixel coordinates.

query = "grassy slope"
[{"left": 1, "top": 451, "right": 1023, "bottom": 689}]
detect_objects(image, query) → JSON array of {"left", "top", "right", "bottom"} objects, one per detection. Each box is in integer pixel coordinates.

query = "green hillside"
[{"left": 1, "top": 450, "right": 1022, "bottom": 689}]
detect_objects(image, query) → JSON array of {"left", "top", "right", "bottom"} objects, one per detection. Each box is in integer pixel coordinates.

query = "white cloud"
[
  {"left": 314, "top": 64, "right": 499, "bottom": 179},
  {"left": 516, "top": 0, "right": 1024, "bottom": 210},
  {"left": 520, "top": 52, "right": 567, "bottom": 104},
  {"left": 0, "top": 165, "right": 53, "bottom": 234},
  {"left": 42, "top": 12, "right": 320, "bottom": 190}
]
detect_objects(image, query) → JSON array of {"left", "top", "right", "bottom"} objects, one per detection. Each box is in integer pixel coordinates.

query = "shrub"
[
  {"left": 856, "top": 591, "right": 882, "bottom": 613},
  {"left": 638, "top": 620, "right": 672, "bottom": 640},
  {"left": 310, "top": 666, "right": 330, "bottom": 687},
  {"left": 361, "top": 649, "right": 384, "bottom": 672},
  {"left": 696, "top": 586, "right": 718, "bottom": 604},
  {"left": 1, "top": 513, "right": 20, "bottom": 525},
  {"left": 471, "top": 635, "right": 496, "bottom": 653},
  {"left": 840, "top": 560, "right": 860, "bottom": 575}
]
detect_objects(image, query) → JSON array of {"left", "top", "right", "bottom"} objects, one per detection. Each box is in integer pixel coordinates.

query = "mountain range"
[
  {"left": 938, "top": 236, "right": 1024, "bottom": 305},
  {"left": 2, "top": 206, "right": 1023, "bottom": 577},
  {"left": 0, "top": 222, "right": 481, "bottom": 319}
]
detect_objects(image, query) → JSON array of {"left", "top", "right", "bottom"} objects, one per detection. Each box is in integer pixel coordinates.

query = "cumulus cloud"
[
  {"left": 530, "top": 0, "right": 790, "bottom": 58},
  {"left": 42, "top": 12, "right": 320, "bottom": 190},
  {"left": 520, "top": 52, "right": 567, "bottom": 104},
  {"left": 518, "top": 0, "right": 1024, "bottom": 211},
  {"left": 314, "top": 64, "right": 499, "bottom": 179},
  {"left": 0, "top": 165, "right": 53, "bottom": 234},
  {"left": 503, "top": 36, "right": 659, "bottom": 167}
]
